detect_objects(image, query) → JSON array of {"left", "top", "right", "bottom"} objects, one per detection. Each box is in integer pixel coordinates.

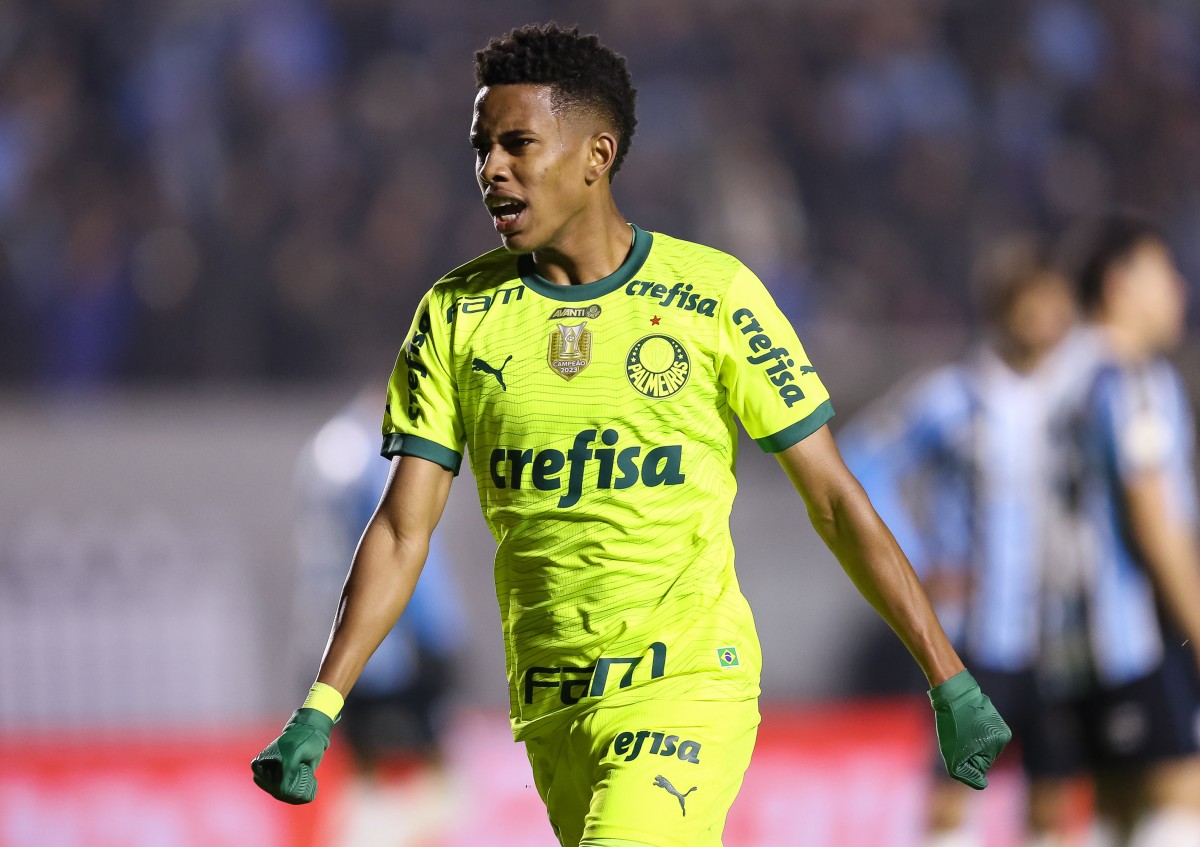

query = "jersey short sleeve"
[
  {"left": 381, "top": 288, "right": 465, "bottom": 473},
  {"left": 717, "top": 266, "right": 833, "bottom": 451},
  {"left": 1092, "top": 366, "right": 1172, "bottom": 481}
]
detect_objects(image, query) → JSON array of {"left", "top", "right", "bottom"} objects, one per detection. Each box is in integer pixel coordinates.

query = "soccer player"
[
  {"left": 1067, "top": 215, "right": 1200, "bottom": 847},
  {"left": 252, "top": 23, "right": 1010, "bottom": 846},
  {"left": 840, "top": 237, "right": 1089, "bottom": 846}
]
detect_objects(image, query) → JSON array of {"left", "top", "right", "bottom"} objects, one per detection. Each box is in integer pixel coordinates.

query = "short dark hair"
[
  {"left": 1068, "top": 212, "right": 1164, "bottom": 313},
  {"left": 474, "top": 22, "right": 638, "bottom": 178},
  {"left": 970, "top": 232, "right": 1061, "bottom": 326}
]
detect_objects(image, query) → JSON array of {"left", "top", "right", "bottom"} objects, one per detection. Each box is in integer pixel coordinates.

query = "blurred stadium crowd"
[{"left": 1, "top": 0, "right": 1199, "bottom": 388}]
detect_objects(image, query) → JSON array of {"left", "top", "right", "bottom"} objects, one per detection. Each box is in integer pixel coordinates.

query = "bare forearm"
[
  {"left": 315, "top": 516, "right": 429, "bottom": 695},
  {"left": 777, "top": 429, "right": 963, "bottom": 687},
  {"left": 809, "top": 485, "right": 963, "bottom": 686}
]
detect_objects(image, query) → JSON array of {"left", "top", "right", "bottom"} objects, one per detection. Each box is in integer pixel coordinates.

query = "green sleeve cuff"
[
  {"left": 928, "top": 669, "right": 977, "bottom": 707},
  {"left": 380, "top": 432, "right": 463, "bottom": 475},
  {"left": 754, "top": 399, "right": 835, "bottom": 452}
]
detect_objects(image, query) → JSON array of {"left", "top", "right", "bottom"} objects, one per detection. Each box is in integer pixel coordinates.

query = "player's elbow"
[{"left": 808, "top": 475, "right": 880, "bottom": 546}]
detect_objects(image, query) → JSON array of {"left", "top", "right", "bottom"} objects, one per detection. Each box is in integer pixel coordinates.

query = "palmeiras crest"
[{"left": 548, "top": 321, "right": 592, "bottom": 380}]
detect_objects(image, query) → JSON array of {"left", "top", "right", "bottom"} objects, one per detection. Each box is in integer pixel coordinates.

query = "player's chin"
[{"left": 497, "top": 226, "right": 539, "bottom": 254}]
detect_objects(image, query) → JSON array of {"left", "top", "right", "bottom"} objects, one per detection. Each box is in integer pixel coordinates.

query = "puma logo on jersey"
[
  {"left": 732, "top": 307, "right": 809, "bottom": 407},
  {"left": 653, "top": 776, "right": 698, "bottom": 816},
  {"left": 472, "top": 355, "right": 512, "bottom": 391}
]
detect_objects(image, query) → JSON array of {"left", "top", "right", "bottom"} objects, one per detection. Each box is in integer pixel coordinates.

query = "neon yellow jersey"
[{"left": 383, "top": 225, "right": 833, "bottom": 739}]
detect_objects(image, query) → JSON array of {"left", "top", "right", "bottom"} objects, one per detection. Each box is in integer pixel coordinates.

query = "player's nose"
[{"left": 477, "top": 149, "right": 509, "bottom": 186}]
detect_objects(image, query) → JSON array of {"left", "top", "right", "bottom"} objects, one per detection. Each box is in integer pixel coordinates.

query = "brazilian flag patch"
[{"left": 717, "top": 647, "right": 740, "bottom": 668}]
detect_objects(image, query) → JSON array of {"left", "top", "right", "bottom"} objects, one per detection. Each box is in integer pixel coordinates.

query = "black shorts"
[
  {"left": 968, "top": 663, "right": 1088, "bottom": 779},
  {"left": 1079, "top": 641, "right": 1200, "bottom": 769}
]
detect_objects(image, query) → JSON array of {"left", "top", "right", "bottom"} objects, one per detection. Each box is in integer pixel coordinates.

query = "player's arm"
[
  {"left": 316, "top": 453, "right": 455, "bottom": 694},
  {"left": 776, "top": 425, "right": 962, "bottom": 686},
  {"left": 1123, "top": 470, "right": 1200, "bottom": 668},
  {"left": 252, "top": 454, "right": 453, "bottom": 803},
  {"left": 776, "top": 425, "right": 1011, "bottom": 788}
]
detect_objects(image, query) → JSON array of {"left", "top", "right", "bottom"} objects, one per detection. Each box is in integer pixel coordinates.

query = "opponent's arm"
[
  {"left": 252, "top": 454, "right": 453, "bottom": 803},
  {"left": 1124, "top": 470, "right": 1200, "bottom": 669},
  {"left": 776, "top": 425, "right": 1010, "bottom": 788}
]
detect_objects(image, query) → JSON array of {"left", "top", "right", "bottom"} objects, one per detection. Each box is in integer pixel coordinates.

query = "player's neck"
[
  {"left": 530, "top": 200, "right": 632, "bottom": 286},
  {"left": 1097, "top": 319, "right": 1153, "bottom": 363},
  {"left": 994, "top": 342, "right": 1042, "bottom": 374}
]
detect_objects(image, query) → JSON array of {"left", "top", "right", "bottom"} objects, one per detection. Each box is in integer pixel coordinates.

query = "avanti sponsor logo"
[
  {"left": 488, "top": 428, "right": 685, "bottom": 508},
  {"left": 732, "top": 308, "right": 807, "bottom": 407},
  {"left": 625, "top": 280, "right": 718, "bottom": 317},
  {"left": 548, "top": 304, "right": 602, "bottom": 320}
]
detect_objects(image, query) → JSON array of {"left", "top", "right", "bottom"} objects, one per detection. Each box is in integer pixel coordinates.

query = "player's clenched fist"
[
  {"left": 928, "top": 669, "right": 1012, "bottom": 790},
  {"left": 251, "top": 708, "right": 334, "bottom": 804}
]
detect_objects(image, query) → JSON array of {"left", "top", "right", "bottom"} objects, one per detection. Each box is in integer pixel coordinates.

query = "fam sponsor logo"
[
  {"left": 625, "top": 280, "right": 718, "bottom": 317},
  {"left": 548, "top": 304, "right": 602, "bottom": 320},
  {"left": 445, "top": 284, "right": 525, "bottom": 322},
  {"left": 524, "top": 642, "right": 667, "bottom": 705},
  {"left": 613, "top": 729, "right": 702, "bottom": 764},
  {"left": 626, "top": 334, "right": 690, "bottom": 398},
  {"left": 732, "top": 308, "right": 808, "bottom": 407},
  {"left": 489, "top": 429, "right": 685, "bottom": 508}
]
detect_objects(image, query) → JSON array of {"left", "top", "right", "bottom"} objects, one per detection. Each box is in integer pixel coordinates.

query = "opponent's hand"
[
  {"left": 928, "top": 669, "right": 1012, "bottom": 790},
  {"left": 251, "top": 708, "right": 334, "bottom": 804}
]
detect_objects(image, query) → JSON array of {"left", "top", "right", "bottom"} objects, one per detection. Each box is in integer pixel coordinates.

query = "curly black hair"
[{"left": 474, "top": 22, "right": 638, "bottom": 178}]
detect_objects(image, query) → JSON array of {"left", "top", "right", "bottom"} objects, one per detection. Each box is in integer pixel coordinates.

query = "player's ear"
[{"left": 584, "top": 131, "right": 618, "bottom": 185}]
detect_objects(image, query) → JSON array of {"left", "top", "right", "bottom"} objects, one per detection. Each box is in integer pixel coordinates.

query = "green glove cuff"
[
  {"left": 928, "top": 669, "right": 977, "bottom": 708},
  {"left": 285, "top": 707, "right": 336, "bottom": 734}
]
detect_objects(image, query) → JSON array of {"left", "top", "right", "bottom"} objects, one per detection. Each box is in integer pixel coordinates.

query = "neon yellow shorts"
[{"left": 524, "top": 696, "right": 760, "bottom": 847}]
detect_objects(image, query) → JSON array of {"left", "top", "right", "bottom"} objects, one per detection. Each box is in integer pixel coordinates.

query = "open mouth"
[
  {"left": 491, "top": 200, "right": 525, "bottom": 222},
  {"left": 486, "top": 197, "right": 527, "bottom": 234}
]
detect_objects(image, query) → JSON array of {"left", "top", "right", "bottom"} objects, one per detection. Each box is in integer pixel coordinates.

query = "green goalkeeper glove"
[
  {"left": 251, "top": 708, "right": 334, "bottom": 804},
  {"left": 928, "top": 669, "right": 1012, "bottom": 790}
]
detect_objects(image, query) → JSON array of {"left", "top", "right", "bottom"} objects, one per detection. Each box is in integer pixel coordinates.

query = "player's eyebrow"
[{"left": 470, "top": 128, "right": 538, "bottom": 147}]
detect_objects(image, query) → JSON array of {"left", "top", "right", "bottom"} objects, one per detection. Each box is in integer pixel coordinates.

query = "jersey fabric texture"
[
  {"left": 382, "top": 225, "right": 833, "bottom": 740},
  {"left": 525, "top": 696, "right": 759, "bottom": 847}
]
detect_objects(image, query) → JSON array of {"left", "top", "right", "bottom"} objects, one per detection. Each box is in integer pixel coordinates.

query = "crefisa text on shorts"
[{"left": 612, "top": 729, "right": 702, "bottom": 764}]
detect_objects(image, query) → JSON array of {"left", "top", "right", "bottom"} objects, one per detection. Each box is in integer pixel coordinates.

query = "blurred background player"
[
  {"left": 1065, "top": 214, "right": 1200, "bottom": 847},
  {"left": 293, "top": 387, "right": 466, "bottom": 843},
  {"left": 840, "top": 235, "right": 1090, "bottom": 847}
]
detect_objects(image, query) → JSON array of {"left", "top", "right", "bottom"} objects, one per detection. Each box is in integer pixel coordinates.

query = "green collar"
[{"left": 518, "top": 224, "right": 652, "bottom": 302}]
